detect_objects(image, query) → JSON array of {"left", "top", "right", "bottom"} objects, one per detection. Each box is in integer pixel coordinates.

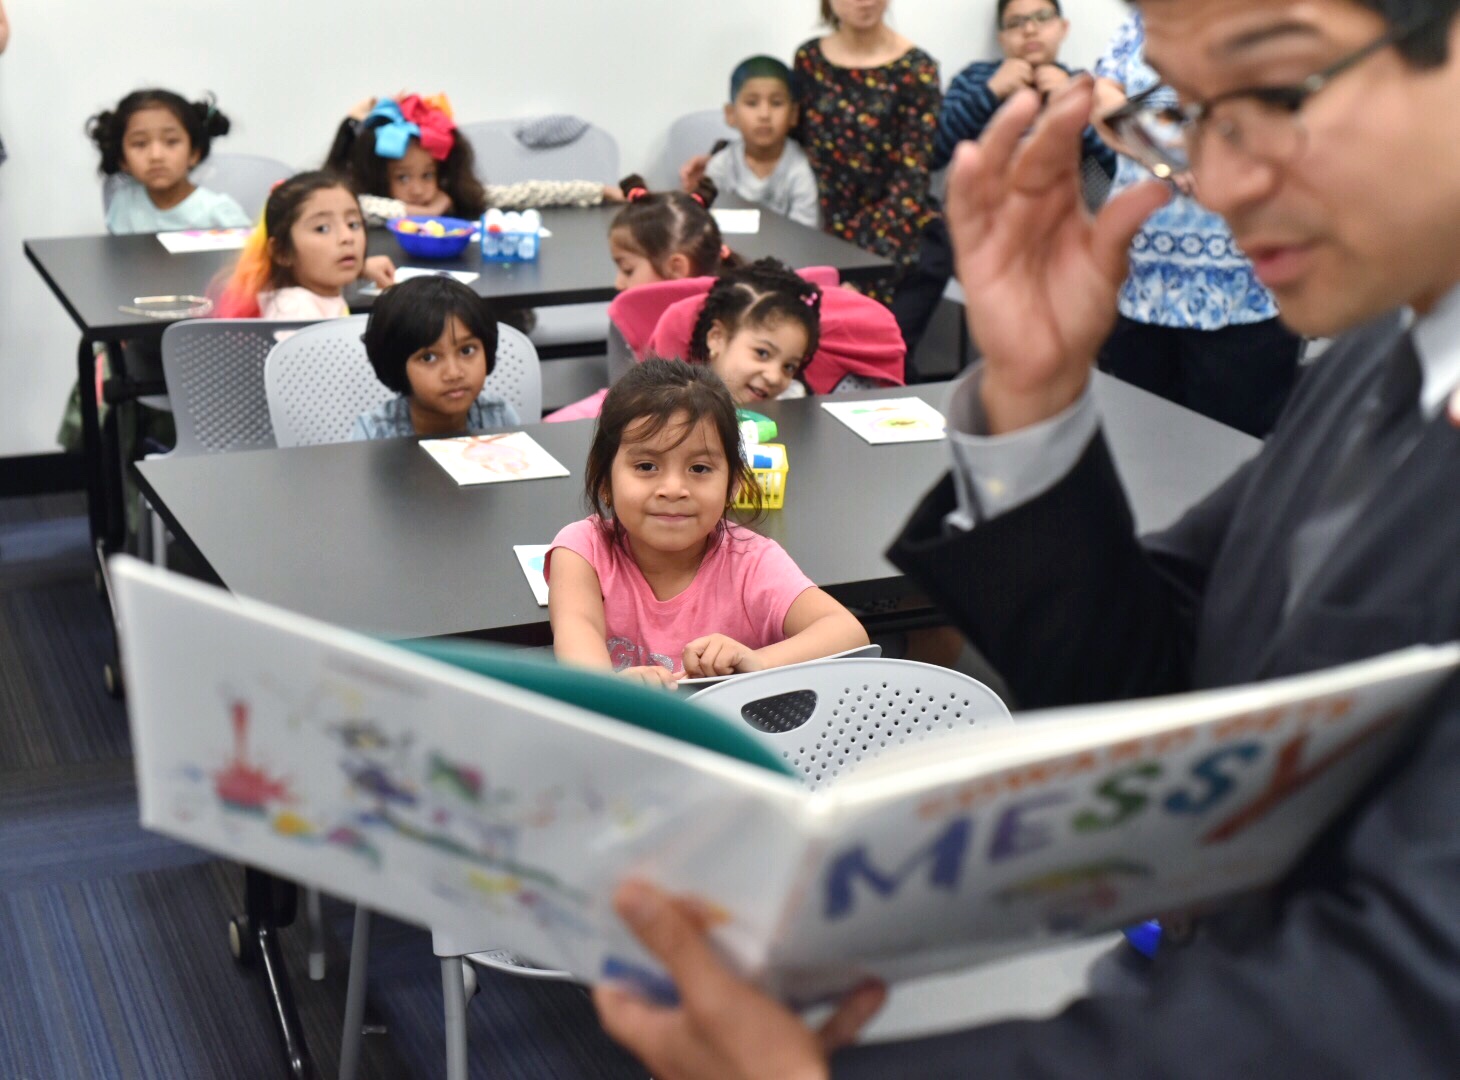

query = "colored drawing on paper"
[
  {"left": 820, "top": 398, "right": 947, "bottom": 444},
  {"left": 419, "top": 431, "right": 570, "bottom": 487}
]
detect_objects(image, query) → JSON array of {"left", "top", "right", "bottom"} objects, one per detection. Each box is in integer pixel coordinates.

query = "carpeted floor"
[{"left": 0, "top": 493, "right": 647, "bottom": 1079}]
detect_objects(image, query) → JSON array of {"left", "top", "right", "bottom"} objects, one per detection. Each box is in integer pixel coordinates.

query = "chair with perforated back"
[
  {"left": 459, "top": 117, "right": 621, "bottom": 356},
  {"left": 265, "top": 316, "right": 543, "bottom": 447},
  {"left": 143, "top": 320, "right": 313, "bottom": 563},
  {"left": 656, "top": 108, "right": 740, "bottom": 189},
  {"left": 101, "top": 153, "right": 293, "bottom": 220},
  {"left": 688, "top": 658, "right": 1013, "bottom": 791}
]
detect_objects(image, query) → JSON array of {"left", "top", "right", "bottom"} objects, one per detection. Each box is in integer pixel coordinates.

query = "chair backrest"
[
  {"left": 265, "top": 317, "right": 543, "bottom": 447},
  {"left": 656, "top": 109, "right": 739, "bottom": 189},
  {"left": 160, "top": 319, "right": 313, "bottom": 455},
  {"left": 689, "top": 658, "right": 1012, "bottom": 790},
  {"left": 190, "top": 154, "right": 294, "bottom": 220},
  {"left": 605, "top": 322, "right": 637, "bottom": 386},
  {"left": 103, "top": 154, "right": 293, "bottom": 219},
  {"left": 457, "top": 118, "right": 620, "bottom": 186}
]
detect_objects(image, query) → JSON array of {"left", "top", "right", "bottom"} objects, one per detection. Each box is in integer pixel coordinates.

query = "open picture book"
[{"left": 112, "top": 558, "right": 1460, "bottom": 1006}]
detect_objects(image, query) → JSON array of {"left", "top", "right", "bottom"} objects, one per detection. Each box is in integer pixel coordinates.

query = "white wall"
[{"left": 0, "top": 0, "right": 1125, "bottom": 457}]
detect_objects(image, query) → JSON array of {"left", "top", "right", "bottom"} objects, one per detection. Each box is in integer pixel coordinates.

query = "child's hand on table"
[
  {"left": 362, "top": 255, "right": 396, "bottom": 290},
  {"left": 602, "top": 185, "right": 627, "bottom": 203},
  {"left": 617, "top": 666, "right": 682, "bottom": 690},
  {"left": 681, "top": 635, "right": 765, "bottom": 679}
]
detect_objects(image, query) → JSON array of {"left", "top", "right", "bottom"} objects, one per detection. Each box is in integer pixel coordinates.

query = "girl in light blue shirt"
[{"left": 88, "top": 89, "right": 251, "bottom": 235}]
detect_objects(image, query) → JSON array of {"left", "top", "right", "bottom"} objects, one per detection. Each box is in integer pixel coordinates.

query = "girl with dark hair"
[
  {"left": 352, "top": 275, "right": 519, "bottom": 440},
  {"left": 87, "top": 88, "right": 251, "bottom": 234},
  {"left": 213, "top": 171, "right": 395, "bottom": 319},
  {"left": 795, "top": 0, "right": 948, "bottom": 360},
  {"left": 325, "top": 94, "right": 623, "bottom": 225},
  {"left": 609, "top": 173, "right": 729, "bottom": 291},
  {"left": 546, "top": 360, "right": 866, "bottom": 686}
]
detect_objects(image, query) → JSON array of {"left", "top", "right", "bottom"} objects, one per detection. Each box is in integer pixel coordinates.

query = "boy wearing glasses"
[
  {"left": 933, "top": 0, "right": 1115, "bottom": 179},
  {"left": 593, "top": 1, "right": 1460, "bottom": 1078}
]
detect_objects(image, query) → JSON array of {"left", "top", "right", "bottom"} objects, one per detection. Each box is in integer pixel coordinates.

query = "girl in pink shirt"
[{"left": 546, "top": 360, "right": 868, "bottom": 688}]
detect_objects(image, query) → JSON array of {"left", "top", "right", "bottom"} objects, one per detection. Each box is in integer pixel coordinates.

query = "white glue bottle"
[
  {"left": 482, "top": 208, "right": 505, "bottom": 257},
  {"left": 502, "top": 212, "right": 523, "bottom": 257},
  {"left": 519, "top": 209, "right": 541, "bottom": 259}
]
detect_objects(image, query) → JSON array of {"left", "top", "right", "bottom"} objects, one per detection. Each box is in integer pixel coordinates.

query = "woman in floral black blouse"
[{"left": 795, "top": 0, "right": 947, "bottom": 361}]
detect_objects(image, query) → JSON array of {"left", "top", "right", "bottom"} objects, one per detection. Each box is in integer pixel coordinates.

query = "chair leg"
[
  {"left": 148, "top": 498, "right": 167, "bottom": 568},
  {"left": 306, "top": 888, "right": 326, "bottom": 981},
  {"left": 441, "top": 956, "right": 470, "bottom": 1080},
  {"left": 339, "top": 906, "right": 372, "bottom": 1080}
]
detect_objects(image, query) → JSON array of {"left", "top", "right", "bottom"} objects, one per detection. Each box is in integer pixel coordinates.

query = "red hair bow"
[{"left": 398, "top": 93, "right": 457, "bottom": 162}]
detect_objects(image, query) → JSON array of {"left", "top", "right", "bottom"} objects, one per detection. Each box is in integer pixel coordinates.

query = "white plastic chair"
[
  {"left": 264, "top": 316, "right": 542, "bottom": 447},
  {"left": 655, "top": 108, "right": 740, "bottom": 190},
  {"left": 458, "top": 117, "right": 621, "bottom": 355},
  {"left": 101, "top": 153, "right": 292, "bottom": 220},
  {"left": 689, "top": 658, "right": 1013, "bottom": 791}
]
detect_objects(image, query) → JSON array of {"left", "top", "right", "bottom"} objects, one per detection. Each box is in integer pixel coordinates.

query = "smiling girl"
[{"left": 546, "top": 360, "right": 866, "bottom": 687}]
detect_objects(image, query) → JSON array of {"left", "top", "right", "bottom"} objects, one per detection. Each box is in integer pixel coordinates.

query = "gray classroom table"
[{"left": 135, "top": 376, "right": 1260, "bottom": 646}]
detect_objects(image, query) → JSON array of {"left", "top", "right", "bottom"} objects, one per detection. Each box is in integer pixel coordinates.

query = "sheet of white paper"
[
  {"left": 514, "top": 545, "right": 551, "bottom": 606},
  {"left": 156, "top": 228, "right": 252, "bottom": 254},
  {"left": 819, "top": 398, "right": 948, "bottom": 445},
  {"left": 419, "top": 431, "right": 571, "bottom": 486},
  {"left": 358, "top": 266, "right": 481, "bottom": 296},
  {"left": 711, "top": 209, "right": 761, "bottom": 234}
]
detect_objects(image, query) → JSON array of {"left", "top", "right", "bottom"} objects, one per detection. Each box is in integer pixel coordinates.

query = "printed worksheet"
[
  {"left": 420, "top": 432, "right": 570, "bottom": 486},
  {"left": 711, "top": 209, "right": 761, "bottom": 235},
  {"left": 819, "top": 398, "right": 947, "bottom": 444},
  {"left": 513, "top": 545, "right": 551, "bottom": 606},
  {"left": 358, "top": 267, "right": 481, "bottom": 296},
  {"left": 156, "top": 228, "right": 253, "bottom": 254}
]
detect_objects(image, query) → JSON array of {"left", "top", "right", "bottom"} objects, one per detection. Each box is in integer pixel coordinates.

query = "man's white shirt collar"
[{"left": 1404, "top": 281, "right": 1460, "bottom": 418}]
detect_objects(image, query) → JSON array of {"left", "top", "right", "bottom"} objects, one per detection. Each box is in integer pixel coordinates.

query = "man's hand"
[
  {"left": 681, "top": 635, "right": 765, "bottom": 678},
  {"left": 594, "top": 880, "right": 887, "bottom": 1080},
  {"left": 680, "top": 154, "right": 711, "bottom": 193},
  {"left": 988, "top": 58, "right": 1036, "bottom": 100},
  {"left": 1034, "top": 64, "right": 1072, "bottom": 96},
  {"left": 946, "top": 78, "right": 1168, "bottom": 433},
  {"left": 362, "top": 255, "right": 396, "bottom": 289},
  {"left": 617, "top": 666, "right": 681, "bottom": 689}
]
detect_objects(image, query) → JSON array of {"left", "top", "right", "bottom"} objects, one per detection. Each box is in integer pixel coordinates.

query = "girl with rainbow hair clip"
[
  {"left": 214, "top": 171, "right": 395, "bottom": 319},
  {"left": 324, "top": 92, "right": 623, "bottom": 225}
]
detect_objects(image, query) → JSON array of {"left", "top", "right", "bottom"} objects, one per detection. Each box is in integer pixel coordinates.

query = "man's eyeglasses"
[
  {"left": 1105, "top": 21, "right": 1430, "bottom": 178},
  {"left": 1000, "top": 9, "right": 1060, "bottom": 34}
]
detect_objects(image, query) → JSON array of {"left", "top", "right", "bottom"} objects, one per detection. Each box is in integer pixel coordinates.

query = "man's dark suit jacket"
[{"left": 834, "top": 315, "right": 1460, "bottom": 1077}]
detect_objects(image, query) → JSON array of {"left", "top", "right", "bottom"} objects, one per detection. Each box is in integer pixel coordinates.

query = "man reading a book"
[{"left": 593, "top": 0, "right": 1460, "bottom": 1076}]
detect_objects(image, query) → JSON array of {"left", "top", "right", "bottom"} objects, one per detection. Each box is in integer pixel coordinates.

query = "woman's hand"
[
  {"left": 946, "top": 77, "right": 1168, "bottom": 434},
  {"left": 617, "top": 666, "right": 681, "bottom": 689},
  {"left": 594, "top": 880, "right": 887, "bottom": 1080},
  {"left": 362, "top": 255, "right": 396, "bottom": 289},
  {"left": 681, "top": 635, "right": 764, "bottom": 678}
]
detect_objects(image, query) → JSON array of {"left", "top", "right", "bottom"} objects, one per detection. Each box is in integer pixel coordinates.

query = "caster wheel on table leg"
[
  {"left": 229, "top": 915, "right": 257, "bottom": 967},
  {"left": 103, "top": 662, "right": 124, "bottom": 699}
]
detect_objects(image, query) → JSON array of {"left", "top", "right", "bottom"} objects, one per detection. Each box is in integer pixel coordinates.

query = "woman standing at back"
[{"left": 794, "top": 1, "right": 944, "bottom": 362}]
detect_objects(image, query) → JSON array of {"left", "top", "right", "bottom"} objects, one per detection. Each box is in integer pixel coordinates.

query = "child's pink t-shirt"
[{"left": 546, "top": 517, "right": 816, "bottom": 672}]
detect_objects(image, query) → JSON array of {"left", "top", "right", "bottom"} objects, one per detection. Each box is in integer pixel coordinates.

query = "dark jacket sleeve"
[
  {"left": 887, "top": 431, "right": 1256, "bottom": 709},
  {"left": 832, "top": 673, "right": 1460, "bottom": 1079}
]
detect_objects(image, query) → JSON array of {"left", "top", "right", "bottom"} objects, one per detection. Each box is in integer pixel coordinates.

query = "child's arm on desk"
[
  {"left": 681, "top": 589, "right": 868, "bottom": 677},
  {"left": 547, "top": 548, "right": 612, "bottom": 668}
]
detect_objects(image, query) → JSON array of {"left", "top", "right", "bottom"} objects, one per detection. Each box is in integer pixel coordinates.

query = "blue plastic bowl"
[{"left": 387, "top": 215, "right": 475, "bottom": 260}]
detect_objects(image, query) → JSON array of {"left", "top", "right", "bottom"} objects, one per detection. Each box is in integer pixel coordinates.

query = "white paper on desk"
[
  {"left": 156, "top": 227, "right": 252, "bottom": 254},
  {"left": 513, "top": 545, "right": 551, "bottom": 606},
  {"left": 820, "top": 397, "right": 947, "bottom": 444},
  {"left": 711, "top": 209, "right": 761, "bottom": 234},
  {"left": 420, "top": 431, "right": 571, "bottom": 486},
  {"left": 358, "top": 266, "right": 481, "bottom": 296}
]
